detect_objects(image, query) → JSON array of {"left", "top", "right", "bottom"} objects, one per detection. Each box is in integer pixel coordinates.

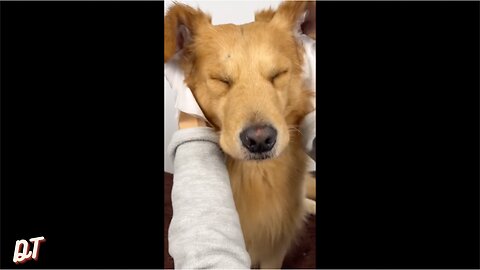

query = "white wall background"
[{"left": 164, "top": 0, "right": 314, "bottom": 173}]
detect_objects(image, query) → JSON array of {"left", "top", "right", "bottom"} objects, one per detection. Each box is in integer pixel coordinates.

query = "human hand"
[{"left": 178, "top": 112, "right": 207, "bottom": 129}]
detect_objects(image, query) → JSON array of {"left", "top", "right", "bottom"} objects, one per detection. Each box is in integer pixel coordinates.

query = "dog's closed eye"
[
  {"left": 269, "top": 69, "right": 289, "bottom": 84},
  {"left": 210, "top": 76, "right": 232, "bottom": 87}
]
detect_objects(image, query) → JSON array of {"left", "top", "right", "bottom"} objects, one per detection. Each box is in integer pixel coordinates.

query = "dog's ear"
[
  {"left": 164, "top": 3, "right": 211, "bottom": 63},
  {"left": 255, "top": 8, "right": 276, "bottom": 23},
  {"left": 270, "top": 1, "right": 316, "bottom": 40}
]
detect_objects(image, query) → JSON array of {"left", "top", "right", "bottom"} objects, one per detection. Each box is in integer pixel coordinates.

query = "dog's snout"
[{"left": 240, "top": 125, "right": 277, "bottom": 153}]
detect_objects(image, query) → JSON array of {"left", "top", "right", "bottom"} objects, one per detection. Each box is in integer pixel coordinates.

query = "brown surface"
[{"left": 164, "top": 172, "right": 316, "bottom": 269}]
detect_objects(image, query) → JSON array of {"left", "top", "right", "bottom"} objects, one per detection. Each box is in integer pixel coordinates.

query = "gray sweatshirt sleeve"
[{"left": 167, "top": 127, "right": 251, "bottom": 269}]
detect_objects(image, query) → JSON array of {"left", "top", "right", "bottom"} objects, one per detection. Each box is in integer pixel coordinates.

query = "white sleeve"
[{"left": 300, "top": 110, "right": 316, "bottom": 161}]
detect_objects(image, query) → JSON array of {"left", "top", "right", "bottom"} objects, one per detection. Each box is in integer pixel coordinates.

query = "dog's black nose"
[{"left": 240, "top": 125, "right": 277, "bottom": 153}]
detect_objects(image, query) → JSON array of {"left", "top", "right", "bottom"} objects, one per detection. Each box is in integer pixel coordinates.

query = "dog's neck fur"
[{"left": 226, "top": 131, "right": 308, "bottom": 266}]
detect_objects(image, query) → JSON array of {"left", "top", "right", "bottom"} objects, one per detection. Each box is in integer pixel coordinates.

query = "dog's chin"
[
  {"left": 222, "top": 145, "right": 280, "bottom": 161},
  {"left": 244, "top": 151, "right": 276, "bottom": 161},
  {"left": 240, "top": 145, "right": 284, "bottom": 161}
]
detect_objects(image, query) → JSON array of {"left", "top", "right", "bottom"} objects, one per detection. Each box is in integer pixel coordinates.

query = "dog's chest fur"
[{"left": 226, "top": 136, "right": 308, "bottom": 265}]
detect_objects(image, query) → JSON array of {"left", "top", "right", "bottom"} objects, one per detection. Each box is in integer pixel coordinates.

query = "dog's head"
[{"left": 165, "top": 1, "right": 315, "bottom": 161}]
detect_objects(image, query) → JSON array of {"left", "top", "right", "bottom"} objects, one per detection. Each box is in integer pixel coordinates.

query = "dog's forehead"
[
  {"left": 199, "top": 22, "right": 290, "bottom": 58},
  {"left": 212, "top": 21, "right": 274, "bottom": 36}
]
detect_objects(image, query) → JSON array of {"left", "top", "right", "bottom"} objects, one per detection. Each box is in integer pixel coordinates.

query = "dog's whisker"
[{"left": 288, "top": 126, "right": 303, "bottom": 136}]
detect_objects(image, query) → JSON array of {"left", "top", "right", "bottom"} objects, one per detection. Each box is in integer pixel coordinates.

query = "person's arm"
[
  {"left": 300, "top": 110, "right": 316, "bottom": 161},
  {"left": 167, "top": 112, "right": 251, "bottom": 269}
]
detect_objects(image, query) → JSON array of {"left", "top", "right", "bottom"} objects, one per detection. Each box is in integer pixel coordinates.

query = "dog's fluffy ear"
[
  {"left": 255, "top": 8, "right": 276, "bottom": 22},
  {"left": 164, "top": 3, "right": 211, "bottom": 63},
  {"left": 270, "top": 1, "right": 316, "bottom": 40}
]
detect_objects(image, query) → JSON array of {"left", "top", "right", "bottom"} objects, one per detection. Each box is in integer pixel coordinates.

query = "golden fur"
[{"left": 165, "top": 1, "right": 316, "bottom": 268}]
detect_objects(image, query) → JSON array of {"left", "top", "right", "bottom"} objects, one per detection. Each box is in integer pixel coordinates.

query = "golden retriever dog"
[{"left": 164, "top": 1, "right": 316, "bottom": 268}]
